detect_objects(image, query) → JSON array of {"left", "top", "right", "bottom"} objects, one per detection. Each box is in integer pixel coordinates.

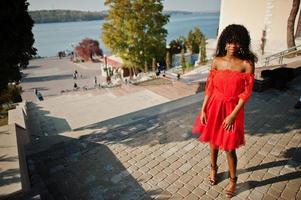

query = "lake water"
[{"left": 32, "top": 12, "right": 219, "bottom": 57}]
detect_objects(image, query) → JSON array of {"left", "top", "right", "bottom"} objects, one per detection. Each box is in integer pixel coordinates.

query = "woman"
[{"left": 192, "top": 24, "right": 257, "bottom": 198}]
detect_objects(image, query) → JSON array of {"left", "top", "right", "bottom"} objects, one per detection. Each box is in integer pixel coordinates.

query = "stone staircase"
[{"left": 21, "top": 76, "right": 301, "bottom": 200}]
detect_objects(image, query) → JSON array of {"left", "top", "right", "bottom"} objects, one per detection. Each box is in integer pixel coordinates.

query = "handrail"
[
  {"left": 265, "top": 44, "right": 301, "bottom": 58},
  {"left": 264, "top": 44, "right": 301, "bottom": 66}
]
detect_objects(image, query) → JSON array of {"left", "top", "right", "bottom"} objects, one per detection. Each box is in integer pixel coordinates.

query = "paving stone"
[
  {"left": 262, "top": 194, "right": 277, "bottom": 200},
  {"left": 267, "top": 187, "right": 282, "bottom": 198},
  {"left": 154, "top": 191, "right": 173, "bottom": 200},
  {"left": 189, "top": 176, "right": 203, "bottom": 187},
  {"left": 146, "top": 160, "right": 160, "bottom": 168},
  {"left": 173, "top": 169, "right": 185, "bottom": 176},
  {"left": 206, "top": 188, "right": 219, "bottom": 198},
  {"left": 173, "top": 180, "right": 184, "bottom": 189},
  {"left": 254, "top": 185, "right": 269, "bottom": 194},
  {"left": 139, "top": 166, "right": 150, "bottom": 174},
  {"left": 179, "top": 174, "right": 193, "bottom": 184},
  {"left": 162, "top": 167, "right": 174, "bottom": 175},
  {"left": 281, "top": 187, "right": 298, "bottom": 199},
  {"left": 153, "top": 172, "right": 167, "bottom": 182},
  {"left": 192, "top": 187, "right": 206, "bottom": 197},
  {"left": 139, "top": 173, "right": 152, "bottom": 183},
  {"left": 170, "top": 193, "right": 183, "bottom": 200},
  {"left": 169, "top": 161, "right": 183, "bottom": 171},
  {"left": 166, "top": 156, "right": 179, "bottom": 163},
  {"left": 248, "top": 189, "right": 264, "bottom": 200},
  {"left": 177, "top": 187, "right": 190, "bottom": 197},
  {"left": 159, "top": 160, "right": 170, "bottom": 168},
  {"left": 165, "top": 174, "right": 180, "bottom": 184},
  {"left": 179, "top": 163, "right": 192, "bottom": 173},
  {"left": 185, "top": 193, "right": 199, "bottom": 200},
  {"left": 199, "top": 183, "right": 210, "bottom": 191},
  {"left": 166, "top": 184, "right": 179, "bottom": 194},
  {"left": 183, "top": 143, "right": 195, "bottom": 151},
  {"left": 141, "top": 182, "right": 152, "bottom": 191}
]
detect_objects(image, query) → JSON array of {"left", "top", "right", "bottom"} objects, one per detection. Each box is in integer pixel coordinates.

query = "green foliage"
[
  {"left": 186, "top": 27, "right": 205, "bottom": 53},
  {"left": 186, "top": 62, "right": 193, "bottom": 69},
  {"left": 0, "top": 101, "right": 16, "bottom": 126},
  {"left": 0, "top": 0, "right": 36, "bottom": 93},
  {"left": 102, "top": 0, "right": 169, "bottom": 72},
  {"left": 152, "top": 58, "right": 156, "bottom": 72},
  {"left": 0, "top": 85, "right": 22, "bottom": 106},
  {"left": 169, "top": 36, "right": 186, "bottom": 55},
  {"left": 199, "top": 37, "right": 207, "bottom": 63},
  {"left": 29, "top": 10, "right": 107, "bottom": 24},
  {"left": 180, "top": 48, "right": 186, "bottom": 69},
  {"left": 165, "top": 50, "right": 171, "bottom": 69}
]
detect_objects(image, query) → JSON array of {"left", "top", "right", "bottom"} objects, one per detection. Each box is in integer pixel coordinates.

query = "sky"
[{"left": 27, "top": 0, "right": 221, "bottom": 12}]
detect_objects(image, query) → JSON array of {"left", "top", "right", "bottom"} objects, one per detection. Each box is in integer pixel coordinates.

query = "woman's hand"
[
  {"left": 223, "top": 114, "right": 236, "bottom": 131},
  {"left": 200, "top": 110, "right": 207, "bottom": 125}
]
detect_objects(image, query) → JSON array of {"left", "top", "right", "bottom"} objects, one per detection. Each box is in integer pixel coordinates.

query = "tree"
[
  {"left": 199, "top": 36, "right": 207, "bottom": 63},
  {"left": 180, "top": 48, "right": 186, "bottom": 73},
  {"left": 102, "top": 0, "right": 169, "bottom": 73},
  {"left": 295, "top": 11, "right": 301, "bottom": 38},
  {"left": 0, "top": 0, "right": 36, "bottom": 93},
  {"left": 152, "top": 57, "right": 156, "bottom": 72},
  {"left": 186, "top": 27, "right": 205, "bottom": 53},
  {"left": 166, "top": 50, "right": 171, "bottom": 69},
  {"left": 287, "top": 0, "right": 300, "bottom": 49},
  {"left": 74, "top": 38, "right": 103, "bottom": 61},
  {"left": 169, "top": 36, "right": 186, "bottom": 55}
]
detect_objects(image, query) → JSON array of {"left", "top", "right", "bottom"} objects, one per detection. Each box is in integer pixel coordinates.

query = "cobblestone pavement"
[{"left": 26, "top": 77, "right": 301, "bottom": 200}]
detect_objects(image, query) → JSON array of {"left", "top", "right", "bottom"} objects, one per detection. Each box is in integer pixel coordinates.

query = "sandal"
[
  {"left": 208, "top": 164, "right": 218, "bottom": 185},
  {"left": 225, "top": 176, "right": 237, "bottom": 198}
]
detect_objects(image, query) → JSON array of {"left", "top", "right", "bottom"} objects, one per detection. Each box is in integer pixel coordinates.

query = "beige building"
[{"left": 218, "top": 0, "right": 301, "bottom": 55}]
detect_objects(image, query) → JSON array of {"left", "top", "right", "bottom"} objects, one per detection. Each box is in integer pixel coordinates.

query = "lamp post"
[
  {"left": 166, "top": 45, "right": 171, "bottom": 69},
  {"left": 104, "top": 55, "right": 109, "bottom": 77}
]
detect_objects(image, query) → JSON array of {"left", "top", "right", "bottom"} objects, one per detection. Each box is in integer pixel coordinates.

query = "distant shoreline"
[{"left": 29, "top": 9, "right": 219, "bottom": 24}]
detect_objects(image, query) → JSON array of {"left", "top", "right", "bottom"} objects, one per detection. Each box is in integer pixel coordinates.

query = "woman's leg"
[
  {"left": 209, "top": 144, "right": 219, "bottom": 185},
  {"left": 210, "top": 143, "right": 219, "bottom": 167},
  {"left": 226, "top": 150, "right": 238, "bottom": 197},
  {"left": 226, "top": 150, "right": 237, "bottom": 178}
]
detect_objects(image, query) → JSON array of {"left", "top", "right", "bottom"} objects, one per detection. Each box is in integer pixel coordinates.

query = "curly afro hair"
[{"left": 215, "top": 24, "right": 257, "bottom": 65}]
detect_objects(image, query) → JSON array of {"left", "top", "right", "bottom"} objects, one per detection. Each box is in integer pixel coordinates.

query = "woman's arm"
[{"left": 200, "top": 59, "right": 217, "bottom": 124}]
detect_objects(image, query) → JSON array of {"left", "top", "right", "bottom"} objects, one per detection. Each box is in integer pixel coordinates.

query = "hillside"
[
  {"left": 29, "top": 10, "right": 107, "bottom": 24},
  {"left": 29, "top": 10, "right": 214, "bottom": 24}
]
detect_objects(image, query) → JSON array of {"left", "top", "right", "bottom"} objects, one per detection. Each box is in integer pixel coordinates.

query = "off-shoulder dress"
[{"left": 192, "top": 69, "right": 255, "bottom": 151}]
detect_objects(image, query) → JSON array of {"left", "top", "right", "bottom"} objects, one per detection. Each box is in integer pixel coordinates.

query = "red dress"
[{"left": 192, "top": 69, "right": 255, "bottom": 151}]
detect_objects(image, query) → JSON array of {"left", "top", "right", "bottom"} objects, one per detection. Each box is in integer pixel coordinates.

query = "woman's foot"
[
  {"left": 209, "top": 165, "right": 218, "bottom": 185},
  {"left": 225, "top": 176, "right": 237, "bottom": 198}
]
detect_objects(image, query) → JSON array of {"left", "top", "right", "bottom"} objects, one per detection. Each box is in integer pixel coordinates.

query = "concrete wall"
[
  {"left": 219, "top": 0, "right": 300, "bottom": 54},
  {"left": 7, "top": 103, "right": 31, "bottom": 194}
]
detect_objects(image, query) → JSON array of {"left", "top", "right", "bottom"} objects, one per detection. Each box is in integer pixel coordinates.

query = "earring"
[{"left": 239, "top": 47, "right": 244, "bottom": 54}]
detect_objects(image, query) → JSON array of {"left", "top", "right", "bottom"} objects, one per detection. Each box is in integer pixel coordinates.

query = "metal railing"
[{"left": 264, "top": 44, "right": 301, "bottom": 67}]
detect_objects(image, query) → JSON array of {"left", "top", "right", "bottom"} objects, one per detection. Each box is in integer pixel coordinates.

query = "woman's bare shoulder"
[
  {"left": 211, "top": 57, "right": 222, "bottom": 70},
  {"left": 242, "top": 60, "right": 255, "bottom": 74}
]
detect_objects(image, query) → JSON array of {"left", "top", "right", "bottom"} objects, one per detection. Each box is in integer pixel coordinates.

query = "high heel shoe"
[
  {"left": 225, "top": 176, "right": 237, "bottom": 198},
  {"left": 208, "top": 164, "right": 218, "bottom": 185}
]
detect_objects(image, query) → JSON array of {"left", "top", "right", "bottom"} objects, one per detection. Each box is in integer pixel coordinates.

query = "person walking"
[
  {"left": 192, "top": 24, "right": 257, "bottom": 198},
  {"left": 94, "top": 76, "right": 98, "bottom": 87}
]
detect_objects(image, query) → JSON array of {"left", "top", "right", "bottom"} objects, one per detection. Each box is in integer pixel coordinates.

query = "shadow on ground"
[
  {"left": 27, "top": 102, "right": 71, "bottom": 138},
  {"left": 27, "top": 135, "right": 158, "bottom": 199},
  {"left": 0, "top": 168, "right": 21, "bottom": 188},
  {"left": 78, "top": 82, "right": 301, "bottom": 148},
  {"left": 236, "top": 147, "right": 301, "bottom": 194},
  {"left": 22, "top": 74, "right": 73, "bottom": 83}
]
